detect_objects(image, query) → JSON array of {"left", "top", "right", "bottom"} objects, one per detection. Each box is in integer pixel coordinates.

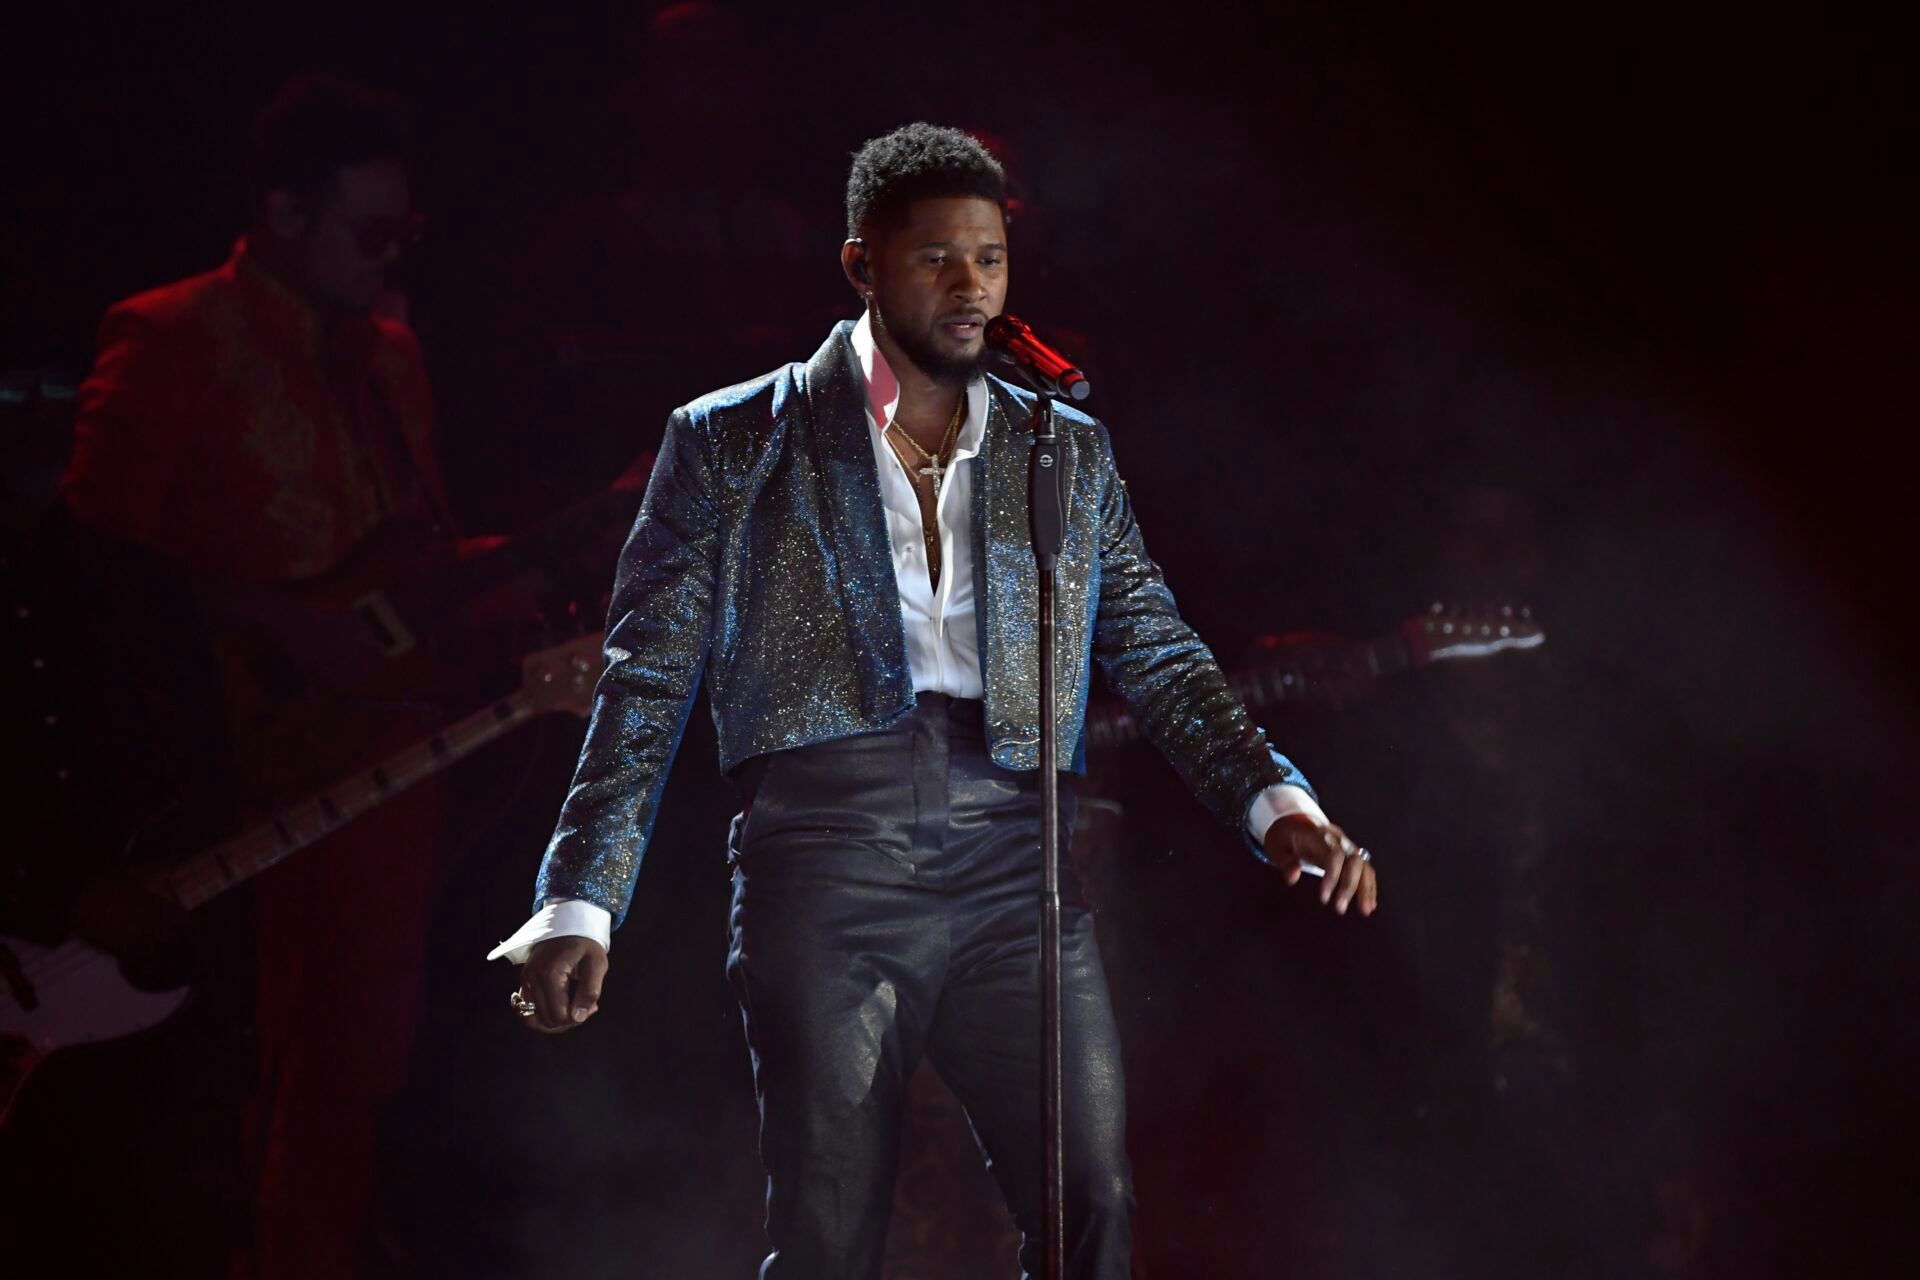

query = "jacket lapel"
[
  {"left": 798, "top": 322, "right": 912, "bottom": 718},
  {"left": 974, "top": 381, "right": 1019, "bottom": 712},
  {"left": 976, "top": 377, "right": 1085, "bottom": 766}
]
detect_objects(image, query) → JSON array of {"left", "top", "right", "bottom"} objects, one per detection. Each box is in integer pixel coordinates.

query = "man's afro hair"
[{"left": 845, "top": 122, "right": 1006, "bottom": 239}]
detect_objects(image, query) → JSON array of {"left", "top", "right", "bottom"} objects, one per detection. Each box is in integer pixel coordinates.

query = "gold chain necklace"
[
  {"left": 886, "top": 397, "right": 966, "bottom": 496},
  {"left": 885, "top": 397, "right": 966, "bottom": 590}
]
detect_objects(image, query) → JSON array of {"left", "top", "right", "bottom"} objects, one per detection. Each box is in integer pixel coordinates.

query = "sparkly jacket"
[{"left": 537, "top": 322, "right": 1310, "bottom": 924}]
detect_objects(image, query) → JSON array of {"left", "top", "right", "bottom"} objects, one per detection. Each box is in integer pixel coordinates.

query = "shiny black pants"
[{"left": 725, "top": 695, "right": 1133, "bottom": 1279}]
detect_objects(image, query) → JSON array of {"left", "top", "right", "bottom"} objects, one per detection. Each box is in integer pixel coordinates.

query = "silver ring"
[
  {"left": 509, "top": 991, "right": 538, "bottom": 1018},
  {"left": 1355, "top": 848, "right": 1372, "bottom": 864}
]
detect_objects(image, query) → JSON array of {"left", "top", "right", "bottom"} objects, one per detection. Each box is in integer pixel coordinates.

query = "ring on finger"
[{"left": 509, "top": 990, "right": 538, "bottom": 1017}]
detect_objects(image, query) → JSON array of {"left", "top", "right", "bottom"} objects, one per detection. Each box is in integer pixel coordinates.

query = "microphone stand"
[{"left": 1023, "top": 386, "right": 1069, "bottom": 1279}]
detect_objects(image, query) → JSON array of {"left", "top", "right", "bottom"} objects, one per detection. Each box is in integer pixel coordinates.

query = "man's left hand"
[{"left": 1263, "top": 814, "right": 1378, "bottom": 917}]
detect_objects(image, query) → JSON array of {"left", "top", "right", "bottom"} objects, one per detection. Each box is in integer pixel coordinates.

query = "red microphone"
[{"left": 984, "top": 314, "right": 1091, "bottom": 402}]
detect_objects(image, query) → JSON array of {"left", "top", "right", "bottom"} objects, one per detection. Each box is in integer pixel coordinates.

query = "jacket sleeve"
[
  {"left": 533, "top": 408, "right": 721, "bottom": 926},
  {"left": 61, "top": 302, "right": 203, "bottom": 562},
  {"left": 1086, "top": 422, "right": 1315, "bottom": 850}
]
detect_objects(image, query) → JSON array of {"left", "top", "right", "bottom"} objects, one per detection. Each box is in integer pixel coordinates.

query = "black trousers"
[{"left": 725, "top": 694, "right": 1133, "bottom": 1279}]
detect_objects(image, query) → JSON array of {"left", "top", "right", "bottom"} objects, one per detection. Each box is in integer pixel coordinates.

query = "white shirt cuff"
[
  {"left": 1246, "top": 782, "right": 1331, "bottom": 851},
  {"left": 486, "top": 898, "right": 613, "bottom": 964}
]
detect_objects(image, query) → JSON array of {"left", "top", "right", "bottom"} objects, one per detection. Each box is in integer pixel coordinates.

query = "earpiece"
[{"left": 848, "top": 237, "right": 871, "bottom": 284}]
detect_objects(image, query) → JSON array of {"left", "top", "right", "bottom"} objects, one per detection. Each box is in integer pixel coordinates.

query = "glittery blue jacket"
[{"left": 536, "top": 322, "right": 1312, "bottom": 925}]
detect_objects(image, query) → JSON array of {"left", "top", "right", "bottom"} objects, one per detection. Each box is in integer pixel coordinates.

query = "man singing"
[{"left": 491, "top": 123, "right": 1378, "bottom": 1278}]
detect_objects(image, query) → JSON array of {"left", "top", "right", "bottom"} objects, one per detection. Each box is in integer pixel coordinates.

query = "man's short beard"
[{"left": 874, "top": 306, "right": 982, "bottom": 387}]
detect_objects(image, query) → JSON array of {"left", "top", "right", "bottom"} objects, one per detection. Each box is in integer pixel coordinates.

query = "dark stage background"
[{"left": 4, "top": 2, "right": 1915, "bottom": 1277}]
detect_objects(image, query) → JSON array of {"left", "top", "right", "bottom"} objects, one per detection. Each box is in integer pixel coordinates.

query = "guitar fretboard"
[{"left": 148, "top": 690, "right": 540, "bottom": 910}]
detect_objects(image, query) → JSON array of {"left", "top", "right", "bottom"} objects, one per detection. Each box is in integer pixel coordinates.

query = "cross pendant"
[{"left": 917, "top": 458, "right": 945, "bottom": 491}]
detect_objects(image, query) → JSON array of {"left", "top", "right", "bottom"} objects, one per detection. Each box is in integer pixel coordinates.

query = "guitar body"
[
  {"left": 201, "top": 519, "right": 469, "bottom": 802},
  {"left": 194, "top": 489, "right": 636, "bottom": 803},
  {"left": 0, "top": 934, "right": 191, "bottom": 1127}
]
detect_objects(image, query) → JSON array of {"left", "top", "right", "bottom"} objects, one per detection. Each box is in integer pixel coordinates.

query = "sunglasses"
[{"left": 344, "top": 211, "right": 428, "bottom": 258}]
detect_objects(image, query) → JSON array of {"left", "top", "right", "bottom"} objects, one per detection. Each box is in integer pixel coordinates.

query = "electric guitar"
[
  {"left": 0, "top": 631, "right": 605, "bottom": 1128},
  {"left": 1082, "top": 602, "right": 1545, "bottom": 751},
  {"left": 196, "top": 474, "right": 646, "bottom": 804},
  {"left": 1069, "top": 603, "right": 1546, "bottom": 896}
]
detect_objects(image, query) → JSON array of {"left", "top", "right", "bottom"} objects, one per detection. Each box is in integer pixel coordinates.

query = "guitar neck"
[
  {"left": 148, "top": 689, "right": 542, "bottom": 911},
  {"left": 1082, "top": 631, "right": 1413, "bottom": 753}
]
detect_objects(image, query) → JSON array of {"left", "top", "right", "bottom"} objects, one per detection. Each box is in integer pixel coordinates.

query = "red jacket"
[{"left": 63, "top": 238, "right": 445, "bottom": 583}]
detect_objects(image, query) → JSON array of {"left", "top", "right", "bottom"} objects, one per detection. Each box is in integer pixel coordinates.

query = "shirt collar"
[{"left": 852, "top": 309, "right": 988, "bottom": 459}]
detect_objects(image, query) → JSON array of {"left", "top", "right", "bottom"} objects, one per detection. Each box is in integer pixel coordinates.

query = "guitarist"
[{"left": 52, "top": 74, "right": 454, "bottom": 1279}]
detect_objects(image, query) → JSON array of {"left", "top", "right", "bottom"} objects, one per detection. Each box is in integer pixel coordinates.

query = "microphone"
[{"left": 984, "top": 314, "right": 1091, "bottom": 402}]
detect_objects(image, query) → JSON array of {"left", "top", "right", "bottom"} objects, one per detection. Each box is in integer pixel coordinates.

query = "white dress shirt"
[
  {"left": 854, "top": 310, "right": 988, "bottom": 698},
  {"left": 489, "top": 313, "right": 1328, "bottom": 964}
]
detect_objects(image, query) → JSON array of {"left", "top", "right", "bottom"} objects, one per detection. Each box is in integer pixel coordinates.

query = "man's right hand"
[{"left": 516, "top": 935, "right": 608, "bottom": 1033}]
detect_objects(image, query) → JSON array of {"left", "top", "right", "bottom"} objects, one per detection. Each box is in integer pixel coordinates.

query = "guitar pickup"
[{"left": 351, "top": 591, "right": 417, "bottom": 658}]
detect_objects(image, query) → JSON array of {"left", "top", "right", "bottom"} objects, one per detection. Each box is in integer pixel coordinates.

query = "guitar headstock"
[
  {"left": 1402, "top": 603, "right": 1545, "bottom": 666},
  {"left": 521, "top": 632, "right": 605, "bottom": 717}
]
